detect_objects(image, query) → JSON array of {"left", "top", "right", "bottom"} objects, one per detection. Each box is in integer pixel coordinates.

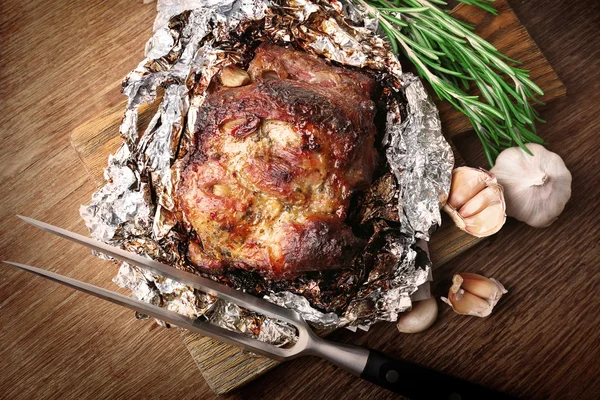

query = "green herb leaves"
[{"left": 356, "top": 0, "right": 545, "bottom": 165}]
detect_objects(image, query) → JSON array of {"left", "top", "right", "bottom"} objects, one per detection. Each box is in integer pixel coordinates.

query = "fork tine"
[
  {"left": 2, "top": 260, "right": 300, "bottom": 360},
  {"left": 17, "top": 215, "right": 304, "bottom": 327}
]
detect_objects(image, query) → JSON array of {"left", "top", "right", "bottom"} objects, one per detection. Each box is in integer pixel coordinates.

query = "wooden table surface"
[{"left": 0, "top": 1, "right": 598, "bottom": 399}]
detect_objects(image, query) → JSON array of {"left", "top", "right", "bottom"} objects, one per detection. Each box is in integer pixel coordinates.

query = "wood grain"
[
  {"left": 68, "top": 0, "right": 564, "bottom": 393},
  {"left": 1, "top": 0, "right": 598, "bottom": 399},
  {"left": 68, "top": 2, "right": 549, "bottom": 392},
  {"left": 70, "top": 99, "right": 161, "bottom": 186},
  {"left": 181, "top": 331, "right": 280, "bottom": 393},
  {"left": 71, "top": 103, "right": 477, "bottom": 394}
]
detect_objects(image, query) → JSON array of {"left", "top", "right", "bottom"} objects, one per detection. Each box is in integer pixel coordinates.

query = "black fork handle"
[
  {"left": 359, "top": 349, "right": 516, "bottom": 399},
  {"left": 311, "top": 337, "right": 516, "bottom": 400}
]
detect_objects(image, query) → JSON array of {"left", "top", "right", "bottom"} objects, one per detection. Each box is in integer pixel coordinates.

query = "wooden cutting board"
[{"left": 70, "top": 0, "right": 564, "bottom": 394}]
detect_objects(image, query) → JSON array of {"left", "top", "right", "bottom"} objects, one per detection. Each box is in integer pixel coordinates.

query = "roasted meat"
[{"left": 177, "top": 43, "right": 378, "bottom": 277}]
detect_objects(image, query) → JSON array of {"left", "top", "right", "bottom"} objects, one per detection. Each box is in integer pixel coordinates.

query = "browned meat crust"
[{"left": 177, "top": 43, "right": 378, "bottom": 278}]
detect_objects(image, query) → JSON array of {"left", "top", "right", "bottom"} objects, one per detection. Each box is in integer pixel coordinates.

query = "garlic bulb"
[
  {"left": 397, "top": 297, "right": 438, "bottom": 333},
  {"left": 490, "top": 144, "right": 572, "bottom": 228},
  {"left": 443, "top": 167, "right": 506, "bottom": 237},
  {"left": 441, "top": 273, "right": 507, "bottom": 317}
]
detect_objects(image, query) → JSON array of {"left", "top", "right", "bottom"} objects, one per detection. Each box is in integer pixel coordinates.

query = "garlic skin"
[
  {"left": 443, "top": 167, "right": 506, "bottom": 237},
  {"left": 397, "top": 297, "right": 438, "bottom": 333},
  {"left": 490, "top": 144, "right": 572, "bottom": 228},
  {"left": 442, "top": 273, "right": 507, "bottom": 317}
]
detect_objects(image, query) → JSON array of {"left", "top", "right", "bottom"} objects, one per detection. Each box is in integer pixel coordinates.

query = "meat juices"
[{"left": 178, "top": 43, "right": 378, "bottom": 278}]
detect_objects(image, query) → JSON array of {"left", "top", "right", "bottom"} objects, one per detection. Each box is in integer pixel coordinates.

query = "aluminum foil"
[
  {"left": 385, "top": 74, "right": 455, "bottom": 240},
  {"left": 81, "top": 0, "right": 453, "bottom": 345}
]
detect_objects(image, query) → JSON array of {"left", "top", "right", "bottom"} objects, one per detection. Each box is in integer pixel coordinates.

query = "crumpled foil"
[
  {"left": 80, "top": 0, "right": 453, "bottom": 345},
  {"left": 386, "top": 73, "right": 455, "bottom": 240}
]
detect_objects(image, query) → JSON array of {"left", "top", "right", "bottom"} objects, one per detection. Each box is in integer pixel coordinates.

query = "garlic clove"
[
  {"left": 462, "top": 198, "right": 506, "bottom": 237},
  {"left": 458, "top": 185, "right": 503, "bottom": 218},
  {"left": 457, "top": 272, "right": 507, "bottom": 301},
  {"left": 443, "top": 204, "right": 467, "bottom": 231},
  {"left": 397, "top": 297, "right": 438, "bottom": 333},
  {"left": 444, "top": 289, "right": 493, "bottom": 317},
  {"left": 442, "top": 273, "right": 507, "bottom": 317},
  {"left": 490, "top": 144, "right": 572, "bottom": 228},
  {"left": 443, "top": 167, "right": 506, "bottom": 237},
  {"left": 220, "top": 65, "right": 251, "bottom": 87},
  {"left": 447, "top": 167, "right": 495, "bottom": 209}
]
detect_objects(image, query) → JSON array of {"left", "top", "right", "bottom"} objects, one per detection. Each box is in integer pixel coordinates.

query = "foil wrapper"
[
  {"left": 386, "top": 74, "right": 454, "bottom": 240},
  {"left": 81, "top": 0, "right": 453, "bottom": 346}
]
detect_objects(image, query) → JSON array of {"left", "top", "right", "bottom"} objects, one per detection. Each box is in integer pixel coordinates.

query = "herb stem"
[{"left": 354, "top": 0, "right": 545, "bottom": 165}]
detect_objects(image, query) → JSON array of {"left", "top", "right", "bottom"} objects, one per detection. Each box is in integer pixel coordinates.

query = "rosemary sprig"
[{"left": 356, "top": 0, "right": 545, "bottom": 165}]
